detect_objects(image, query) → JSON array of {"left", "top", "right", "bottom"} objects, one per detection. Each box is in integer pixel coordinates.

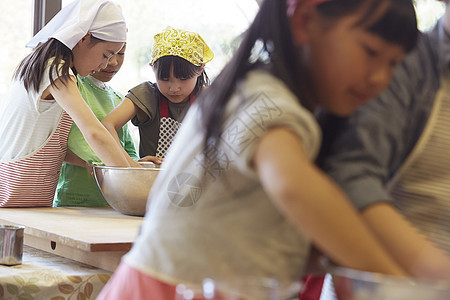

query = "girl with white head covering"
[{"left": 0, "top": 0, "right": 139, "bottom": 208}]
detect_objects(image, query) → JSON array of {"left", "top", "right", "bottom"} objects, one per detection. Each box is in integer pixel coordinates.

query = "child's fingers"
[{"left": 139, "top": 156, "right": 163, "bottom": 165}]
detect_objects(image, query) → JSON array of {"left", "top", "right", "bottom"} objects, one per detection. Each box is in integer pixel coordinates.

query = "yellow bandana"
[{"left": 151, "top": 26, "right": 214, "bottom": 66}]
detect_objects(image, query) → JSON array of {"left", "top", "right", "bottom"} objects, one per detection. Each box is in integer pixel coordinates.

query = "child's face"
[
  {"left": 92, "top": 44, "right": 126, "bottom": 83},
  {"left": 155, "top": 66, "right": 199, "bottom": 104},
  {"left": 294, "top": 8, "right": 405, "bottom": 116},
  {"left": 72, "top": 35, "right": 125, "bottom": 77}
]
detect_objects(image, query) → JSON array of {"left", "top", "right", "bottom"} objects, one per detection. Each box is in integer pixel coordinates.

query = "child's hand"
[
  {"left": 87, "top": 164, "right": 95, "bottom": 179},
  {"left": 139, "top": 155, "right": 163, "bottom": 165}
]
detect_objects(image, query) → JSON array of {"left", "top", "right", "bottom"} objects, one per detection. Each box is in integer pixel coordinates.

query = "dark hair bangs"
[
  {"left": 317, "top": 0, "right": 418, "bottom": 53},
  {"left": 153, "top": 55, "right": 202, "bottom": 80},
  {"left": 366, "top": 0, "right": 418, "bottom": 53}
]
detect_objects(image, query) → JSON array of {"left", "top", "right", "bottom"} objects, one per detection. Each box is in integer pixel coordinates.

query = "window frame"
[{"left": 33, "top": 0, "right": 62, "bottom": 35}]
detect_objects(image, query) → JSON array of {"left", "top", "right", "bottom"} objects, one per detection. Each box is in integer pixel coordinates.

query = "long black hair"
[
  {"left": 199, "top": 0, "right": 418, "bottom": 149},
  {"left": 14, "top": 36, "right": 105, "bottom": 93}
]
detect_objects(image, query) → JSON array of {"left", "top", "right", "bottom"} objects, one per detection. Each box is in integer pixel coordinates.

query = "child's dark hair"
[
  {"left": 14, "top": 36, "right": 105, "bottom": 93},
  {"left": 152, "top": 55, "right": 210, "bottom": 96},
  {"left": 317, "top": 0, "right": 417, "bottom": 53},
  {"left": 199, "top": 0, "right": 418, "bottom": 148}
]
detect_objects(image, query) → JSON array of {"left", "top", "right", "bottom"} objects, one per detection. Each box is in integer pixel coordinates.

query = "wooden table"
[{"left": 0, "top": 207, "right": 143, "bottom": 272}]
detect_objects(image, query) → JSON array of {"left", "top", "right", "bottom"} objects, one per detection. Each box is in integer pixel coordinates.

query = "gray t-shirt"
[
  {"left": 124, "top": 70, "right": 321, "bottom": 297},
  {"left": 126, "top": 81, "right": 191, "bottom": 157}
]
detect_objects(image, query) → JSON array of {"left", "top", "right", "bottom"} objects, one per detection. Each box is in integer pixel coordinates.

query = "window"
[
  {"left": 0, "top": 1, "right": 33, "bottom": 106},
  {"left": 415, "top": 0, "right": 445, "bottom": 31}
]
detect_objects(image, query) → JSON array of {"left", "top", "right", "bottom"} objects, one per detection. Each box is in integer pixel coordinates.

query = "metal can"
[{"left": 0, "top": 225, "right": 25, "bottom": 265}]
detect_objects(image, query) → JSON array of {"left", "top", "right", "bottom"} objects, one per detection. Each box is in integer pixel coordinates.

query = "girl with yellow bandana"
[{"left": 102, "top": 26, "right": 213, "bottom": 164}]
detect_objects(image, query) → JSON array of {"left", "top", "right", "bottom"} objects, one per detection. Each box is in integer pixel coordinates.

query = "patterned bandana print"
[{"left": 151, "top": 26, "right": 214, "bottom": 66}]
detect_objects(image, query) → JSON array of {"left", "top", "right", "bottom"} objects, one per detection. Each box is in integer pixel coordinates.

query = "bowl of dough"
[
  {"left": 93, "top": 162, "right": 161, "bottom": 217},
  {"left": 330, "top": 266, "right": 450, "bottom": 300}
]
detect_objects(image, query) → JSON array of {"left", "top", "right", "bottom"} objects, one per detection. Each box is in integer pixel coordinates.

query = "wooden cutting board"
[{"left": 0, "top": 207, "right": 143, "bottom": 271}]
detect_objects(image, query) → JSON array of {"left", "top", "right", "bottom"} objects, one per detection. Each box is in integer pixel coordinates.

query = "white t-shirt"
[
  {"left": 125, "top": 70, "right": 321, "bottom": 296},
  {"left": 0, "top": 61, "right": 70, "bottom": 161}
]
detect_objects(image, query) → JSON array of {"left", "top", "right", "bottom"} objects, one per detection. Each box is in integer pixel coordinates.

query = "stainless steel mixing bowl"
[
  {"left": 93, "top": 162, "right": 161, "bottom": 216},
  {"left": 331, "top": 266, "right": 450, "bottom": 300}
]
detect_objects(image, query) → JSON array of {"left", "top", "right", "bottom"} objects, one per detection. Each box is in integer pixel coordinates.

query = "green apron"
[{"left": 54, "top": 75, "right": 138, "bottom": 207}]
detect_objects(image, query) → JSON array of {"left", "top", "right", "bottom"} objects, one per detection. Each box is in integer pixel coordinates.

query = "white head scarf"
[{"left": 26, "top": 0, "right": 126, "bottom": 49}]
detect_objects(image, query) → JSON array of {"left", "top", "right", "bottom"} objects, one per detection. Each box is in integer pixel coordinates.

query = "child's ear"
[
  {"left": 289, "top": 0, "right": 317, "bottom": 45},
  {"left": 198, "top": 64, "right": 205, "bottom": 76},
  {"left": 79, "top": 32, "right": 92, "bottom": 45}
]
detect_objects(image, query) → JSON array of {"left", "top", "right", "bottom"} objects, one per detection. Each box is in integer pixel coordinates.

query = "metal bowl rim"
[
  {"left": 331, "top": 266, "right": 450, "bottom": 290},
  {"left": 92, "top": 165, "right": 162, "bottom": 171}
]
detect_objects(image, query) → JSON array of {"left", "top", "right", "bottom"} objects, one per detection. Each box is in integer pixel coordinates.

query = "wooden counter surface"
[{"left": 0, "top": 207, "right": 143, "bottom": 271}]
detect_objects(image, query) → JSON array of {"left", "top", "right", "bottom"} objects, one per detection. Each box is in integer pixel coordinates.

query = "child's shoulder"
[
  {"left": 126, "top": 81, "right": 160, "bottom": 110},
  {"left": 246, "top": 68, "right": 276, "bottom": 81},
  {"left": 243, "top": 69, "right": 296, "bottom": 102},
  {"left": 131, "top": 81, "right": 158, "bottom": 92},
  {"left": 128, "top": 81, "right": 160, "bottom": 98}
]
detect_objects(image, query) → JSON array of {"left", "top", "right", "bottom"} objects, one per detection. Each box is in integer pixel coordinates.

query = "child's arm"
[
  {"left": 105, "top": 98, "right": 163, "bottom": 165},
  {"left": 101, "top": 97, "right": 141, "bottom": 166},
  {"left": 47, "top": 76, "right": 138, "bottom": 167},
  {"left": 105, "top": 97, "right": 163, "bottom": 165},
  {"left": 253, "top": 127, "right": 405, "bottom": 276},
  {"left": 360, "top": 203, "right": 450, "bottom": 280},
  {"left": 64, "top": 149, "right": 88, "bottom": 168},
  {"left": 102, "top": 97, "right": 138, "bottom": 145}
]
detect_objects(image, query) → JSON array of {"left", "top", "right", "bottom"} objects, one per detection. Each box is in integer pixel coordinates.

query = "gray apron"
[
  {"left": 319, "top": 75, "right": 450, "bottom": 300},
  {"left": 388, "top": 73, "right": 450, "bottom": 254}
]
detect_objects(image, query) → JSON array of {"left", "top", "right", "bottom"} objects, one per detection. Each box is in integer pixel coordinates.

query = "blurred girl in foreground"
[{"left": 98, "top": 0, "right": 418, "bottom": 299}]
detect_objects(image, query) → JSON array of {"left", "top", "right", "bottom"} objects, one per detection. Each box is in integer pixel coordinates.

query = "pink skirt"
[
  {"left": 96, "top": 261, "right": 177, "bottom": 300},
  {"left": 97, "top": 261, "right": 242, "bottom": 299}
]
